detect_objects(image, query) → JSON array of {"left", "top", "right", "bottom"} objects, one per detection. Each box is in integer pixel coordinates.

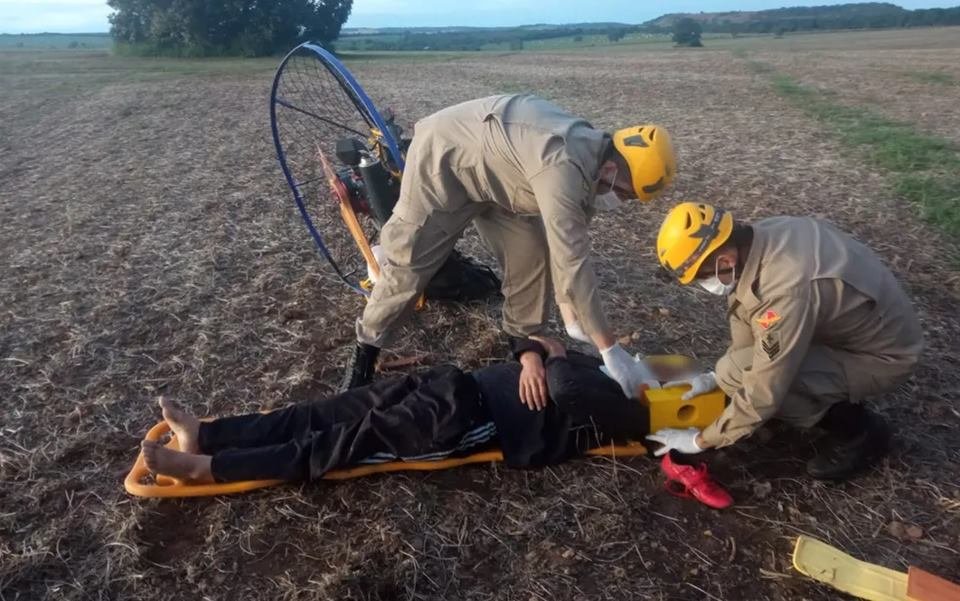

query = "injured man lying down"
[{"left": 142, "top": 336, "right": 652, "bottom": 484}]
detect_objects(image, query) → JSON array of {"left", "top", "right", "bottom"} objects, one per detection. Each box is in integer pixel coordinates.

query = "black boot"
[
  {"left": 807, "top": 404, "right": 891, "bottom": 480},
  {"left": 340, "top": 343, "right": 380, "bottom": 392}
]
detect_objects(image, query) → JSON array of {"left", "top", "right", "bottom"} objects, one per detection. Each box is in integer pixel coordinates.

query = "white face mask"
[
  {"left": 594, "top": 167, "right": 624, "bottom": 212},
  {"left": 697, "top": 259, "right": 737, "bottom": 296},
  {"left": 594, "top": 189, "right": 623, "bottom": 211}
]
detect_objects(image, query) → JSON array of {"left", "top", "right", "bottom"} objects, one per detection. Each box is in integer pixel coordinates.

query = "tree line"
[
  {"left": 106, "top": 1, "right": 960, "bottom": 57},
  {"left": 108, "top": 0, "right": 352, "bottom": 57},
  {"left": 337, "top": 26, "right": 635, "bottom": 52},
  {"left": 647, "top": 3, "right": 960, "bottom": 36},
  {"left": 338, "top": 3, "right": 960, "bottom": 52}
]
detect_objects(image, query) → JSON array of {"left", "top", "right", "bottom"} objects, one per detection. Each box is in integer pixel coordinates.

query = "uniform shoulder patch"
[{"left": 756, "top": 310, "right": 781, "bottom": 330}]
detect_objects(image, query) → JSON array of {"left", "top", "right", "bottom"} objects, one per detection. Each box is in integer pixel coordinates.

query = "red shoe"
[{"left": 660, "top": 452, "right": 733, "bottom": 510}]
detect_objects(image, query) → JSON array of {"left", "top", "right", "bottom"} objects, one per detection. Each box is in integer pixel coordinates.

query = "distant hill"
[
  {"left": 337, "top": 22, "right": 641, "bottom": 51},
  {"left": 340, "top": 3, "right": 960, "bottom": 51},
  {"left": 642, "top": 2, "right": 960, "bottom": 34},
  {"left": 341, "top": 23, "right": 631, "bottom": 36}
]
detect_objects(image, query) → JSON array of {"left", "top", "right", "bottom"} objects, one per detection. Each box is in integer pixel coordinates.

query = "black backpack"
[{"left": 425, "top": 250, "right": 502, "bottom": 302}]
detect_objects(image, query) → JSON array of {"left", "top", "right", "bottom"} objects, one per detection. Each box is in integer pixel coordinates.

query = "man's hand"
[
  {"left": 529, "top": 335, "right": 566, "bottom": 359},
  {"left": 645, "top": 427, "right": 704, "bottom": 457},
  {"left": 600, "top": 343, "right": 661, "bottom": 397},
  {"left": 664, "top": 372, "right": 718, "bottom": 401},
  {"left": 519, "top": 351, "right": 548, "bottom": 411}
]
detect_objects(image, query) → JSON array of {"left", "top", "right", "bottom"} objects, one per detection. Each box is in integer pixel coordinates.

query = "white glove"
[
  {"left": 564, "top": 321, "right": 592, "bottom": 344},
  {"left": 664, "top": 371, "right": 718, "bottom": 401},
  {"left": 645, "top": 427, "right": 704, "bottom": 457},
  {"left": 600, "top": 343, "right": 661, "bottom": 398}
]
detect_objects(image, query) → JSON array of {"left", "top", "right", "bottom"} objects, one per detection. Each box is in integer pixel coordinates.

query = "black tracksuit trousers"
[
  {"left": 199, "top": 365, "right": 491, "bottom": 482},
  {"left": 198, "top": 355, "right": 648, "bottom": 483}
]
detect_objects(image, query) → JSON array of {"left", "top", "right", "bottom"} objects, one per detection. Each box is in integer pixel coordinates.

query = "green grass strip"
[
  {"left": 757, "top": 66, "right": 960, "bottom": 239},
  {"left": 905, "top": 70, "right": 956, "bottom": 86}
]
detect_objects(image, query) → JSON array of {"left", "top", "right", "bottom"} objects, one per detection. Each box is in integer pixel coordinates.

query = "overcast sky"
[{"left": 2, "top": 0, "right": 957, "bottom": 34}]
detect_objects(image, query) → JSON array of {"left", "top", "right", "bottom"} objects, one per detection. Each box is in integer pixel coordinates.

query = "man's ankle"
[{"left": 816, "top": 401, "right": 869, "bottom": 439}]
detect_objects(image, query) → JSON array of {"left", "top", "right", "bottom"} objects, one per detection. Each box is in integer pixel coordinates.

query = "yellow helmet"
[
  {"left": 612, "top": 124, "right": 676, "bottom": 201},
  {"left": 657, "top": 202, "right": 733, "bottom": 285}
]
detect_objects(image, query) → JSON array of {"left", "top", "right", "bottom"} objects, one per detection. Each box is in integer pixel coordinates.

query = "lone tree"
[
  {"left": 607, "top": 28, "right": 627, "bottom": 42},
  {"left": 672, "top": 17, "right": 703, "bottom": 47},
  {"left": 108, "top": 0, "right": 352, "bottom": 57}
]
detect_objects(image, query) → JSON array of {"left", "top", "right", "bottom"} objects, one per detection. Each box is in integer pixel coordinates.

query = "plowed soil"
[{"left": 2, "top": 28, "right": 958, "bottom": 601}]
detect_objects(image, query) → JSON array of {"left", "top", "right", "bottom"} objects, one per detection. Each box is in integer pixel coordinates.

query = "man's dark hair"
[{"left": 730, "top": 223, "right": 753, "bottom": 248}]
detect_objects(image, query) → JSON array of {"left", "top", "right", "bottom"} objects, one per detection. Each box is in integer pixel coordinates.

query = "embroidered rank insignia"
[
  {"left": 761, "top": 333, "right": 781, "bottom": 360},
  {"left": 756, "top": 310, "right": 781, "bottom": 330}
]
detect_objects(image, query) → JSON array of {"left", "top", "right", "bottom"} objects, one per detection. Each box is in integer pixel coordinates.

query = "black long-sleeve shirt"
[{"left": 471, "top": 351, "right": 648, "bottom": 467}]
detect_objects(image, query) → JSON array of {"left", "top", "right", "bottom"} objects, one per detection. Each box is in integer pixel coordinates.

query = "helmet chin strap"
[
  {"left": 610, "top": 161, "right": 640, "bottom": 201},
  {"left": 598, "top": 164, "right": 618, "bottom": 193},
  {"left": 594, "top": 166, "right": 623, "bottom": 211}
]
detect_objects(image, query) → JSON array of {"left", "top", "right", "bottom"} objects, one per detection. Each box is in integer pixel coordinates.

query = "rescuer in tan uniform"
[
  {"left": 646, "top": 203, "right": 923, "bottom": 480},
  {"left": 342, "top": 94, "right": 677, "bottom": 397}
]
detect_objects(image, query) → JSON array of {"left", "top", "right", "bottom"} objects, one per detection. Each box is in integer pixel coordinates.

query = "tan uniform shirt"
[
  {"left": 392, "top": 94, "right": 613, "bottom": 337},
  {"left": 701, "top": 217, "right": 923, "bottom": 447}
]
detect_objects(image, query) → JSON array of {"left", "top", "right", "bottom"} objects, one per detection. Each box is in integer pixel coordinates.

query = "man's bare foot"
[
  {"left": 158, "top": 397, "right": 201, "bottom": 454},
  {"left": 141, "top": 440, "right": 214, "bottom": 484}
]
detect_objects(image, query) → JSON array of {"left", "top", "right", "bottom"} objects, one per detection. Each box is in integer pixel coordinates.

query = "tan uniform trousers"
[
  {"left": 356, "top": 205, "right": 552, "bottom": 347},
  {"left": 715, "top": 345, "right": 915, "bottom": 429}
]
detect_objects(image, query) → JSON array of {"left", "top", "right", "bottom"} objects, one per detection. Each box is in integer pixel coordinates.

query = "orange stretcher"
[{"left": 124, "top": 420, "right": 648, "bottom": 498}]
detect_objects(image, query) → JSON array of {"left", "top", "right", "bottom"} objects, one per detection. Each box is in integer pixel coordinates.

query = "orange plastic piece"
[
  {"left": 124, "top": 421, "right": 283, "bottom": 498},
  {"left": 318, "top": 145, "right": 381, "bottom": 281},
  {"left": 908, "top": 566, "right": 960, "bottom": 601},
  {"left": 125, "top": 422, "right": 647, "bottom": 498}
]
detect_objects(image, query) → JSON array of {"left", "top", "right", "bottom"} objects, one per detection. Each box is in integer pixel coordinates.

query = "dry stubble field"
[{"left": 1, "top": 28, "right": 959, "bottom": 600}]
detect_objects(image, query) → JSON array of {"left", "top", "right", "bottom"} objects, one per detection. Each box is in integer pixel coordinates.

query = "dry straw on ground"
[{"left": 1, "top": 29, "right": 959, "bottom": 600}]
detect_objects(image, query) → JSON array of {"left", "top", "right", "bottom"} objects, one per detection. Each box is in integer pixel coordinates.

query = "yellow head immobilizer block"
[{"left": 642, "top": 386, "right": 726, "bottom": 432}]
